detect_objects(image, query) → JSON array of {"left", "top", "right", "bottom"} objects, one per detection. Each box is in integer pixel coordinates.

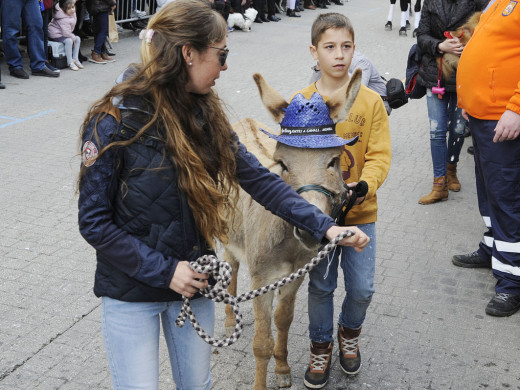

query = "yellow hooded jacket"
[{"left": 295, "top": 83, "right": 391, "bottom": 225}]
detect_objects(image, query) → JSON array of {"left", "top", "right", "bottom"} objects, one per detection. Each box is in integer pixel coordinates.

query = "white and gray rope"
[{"left": 175, "top": 230, "right": 355, "bottom": 347}]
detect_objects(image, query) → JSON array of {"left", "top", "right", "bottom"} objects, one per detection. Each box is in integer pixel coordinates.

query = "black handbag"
[{"left": 386, "top": 78, "right": 408, "bottom": 109}]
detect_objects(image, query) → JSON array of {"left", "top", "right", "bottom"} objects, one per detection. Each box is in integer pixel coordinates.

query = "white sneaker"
[
  {"left": 69, "top": 63, "right": 79, "bottom": 71},
  {"left": 73, "top": 59, "right": 84, "bottom": 69},
  {"left": 131, "top": 9, "right": 146, "bottom": 18}
]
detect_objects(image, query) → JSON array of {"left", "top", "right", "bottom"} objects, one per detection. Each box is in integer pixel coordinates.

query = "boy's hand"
[
  {"left": 346, "top": 182, "right": 366, "bottom": 205},
  {"left": 325, "top": 226, "right": 370, "bottom": 252}
]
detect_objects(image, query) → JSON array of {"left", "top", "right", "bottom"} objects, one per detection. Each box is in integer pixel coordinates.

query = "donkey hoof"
[{"left": 275, "top": 373, "right": 292, "bottom": 388}]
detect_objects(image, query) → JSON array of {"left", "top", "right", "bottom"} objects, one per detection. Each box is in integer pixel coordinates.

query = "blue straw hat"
[{"left": 260, "top": 92, "right": 358, "bottom": 148}]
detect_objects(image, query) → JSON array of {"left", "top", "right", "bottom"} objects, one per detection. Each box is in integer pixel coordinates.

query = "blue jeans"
[
  {"left": 426, "top": 89, "right": 467, "bottom": 177},
  {"left": 92, "top": 11, "right": 109, "bottom": 55},
  {"left": 308, "top": 223, "right": 376, "bottom": 342},
  {"left": 102, "top": 297, "right": 214, "bottom": 390},
  {"left": 1, "top": 0, "right": 47, "bottom": 71}
]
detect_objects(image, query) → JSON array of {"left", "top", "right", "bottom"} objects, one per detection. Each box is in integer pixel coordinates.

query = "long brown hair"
[{"left": 79, "top": 0, "right": 239, "bottom": 247}]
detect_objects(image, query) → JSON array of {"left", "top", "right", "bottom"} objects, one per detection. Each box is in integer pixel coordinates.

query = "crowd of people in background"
[
  {"left": 0, "top": 0, "right": 353, "bottom": 88},
  {"left": 2, "top": 0, "right": 519, "bottom": 388}
]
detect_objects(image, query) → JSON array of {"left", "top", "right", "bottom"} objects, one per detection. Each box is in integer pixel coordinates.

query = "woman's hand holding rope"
[
  {"left": 169, "top": 261, "right": 209, "bottom": 297},
  {"left": 325, "top": 225, "right": 369, "bottom": 252}
]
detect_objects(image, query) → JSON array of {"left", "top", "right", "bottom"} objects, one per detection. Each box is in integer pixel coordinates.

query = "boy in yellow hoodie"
[{"left": 301, "top": 13, "right": 391, "bottom": 389}]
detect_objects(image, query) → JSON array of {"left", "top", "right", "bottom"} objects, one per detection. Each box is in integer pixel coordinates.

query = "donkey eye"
[
  {"left": 327, "top": 157, "right": 339, "bottom": 169},
  {"left": 277, "top": 160, "right": 288, "bottom": 172}
]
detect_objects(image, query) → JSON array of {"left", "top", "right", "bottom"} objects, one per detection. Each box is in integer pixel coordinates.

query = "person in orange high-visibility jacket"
[{"left": 453, "top": 0, "right": 520, "bottom": 317}]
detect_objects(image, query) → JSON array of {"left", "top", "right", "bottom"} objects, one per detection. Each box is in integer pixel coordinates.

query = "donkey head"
[{"left": 253, "top": 69, "right": 362, "bottom": 249}]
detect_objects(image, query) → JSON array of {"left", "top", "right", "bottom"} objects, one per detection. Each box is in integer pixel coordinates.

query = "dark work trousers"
[{"left": 471, "top": 115, "right": 520, "bottom": 295}]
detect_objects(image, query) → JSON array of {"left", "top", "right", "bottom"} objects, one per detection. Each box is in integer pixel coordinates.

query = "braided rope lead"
[{"left": 175, "top": 230, "right": 355, "bottom": 347}]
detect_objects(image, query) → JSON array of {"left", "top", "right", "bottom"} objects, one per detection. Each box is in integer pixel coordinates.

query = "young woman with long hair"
[{"left": 77, "top": 1, "right": 369, "bottom": 388}]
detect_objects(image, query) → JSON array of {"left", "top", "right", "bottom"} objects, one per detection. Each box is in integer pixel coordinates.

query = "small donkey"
[{"left": 223, "top": 69, "right": 362, "bottom": 390}]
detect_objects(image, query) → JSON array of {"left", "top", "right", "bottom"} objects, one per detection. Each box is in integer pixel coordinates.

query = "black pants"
[{"left": 253, "top": 0, "right": 275, "bottom": 17}]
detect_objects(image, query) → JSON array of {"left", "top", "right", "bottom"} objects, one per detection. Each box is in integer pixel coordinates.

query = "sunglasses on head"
[{"left": 208, "top": 46, "right": 229, "bottom": 66}]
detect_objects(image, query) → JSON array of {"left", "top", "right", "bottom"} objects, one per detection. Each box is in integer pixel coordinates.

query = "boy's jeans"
[
  {"left": 426, "top": 89, "right": 466, "bottom": 178},
  {"left": 308, "top": 223, "right": 376, "bottom": 342},
  {"left": 102, "top": 296, "right": 213, "bottom": 390}
]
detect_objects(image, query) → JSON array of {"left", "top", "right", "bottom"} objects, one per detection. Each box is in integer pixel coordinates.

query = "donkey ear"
[
  {"left": 326, "top": 68, "right": 362, "bottom": 124},
  {"left": 253, "top": 73, "right": 289, "bottom": 123}
]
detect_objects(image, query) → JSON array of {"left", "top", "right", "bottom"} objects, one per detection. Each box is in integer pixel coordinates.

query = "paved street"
[{"left": 1, "top": 0, "right": 519, "bottom": 389}]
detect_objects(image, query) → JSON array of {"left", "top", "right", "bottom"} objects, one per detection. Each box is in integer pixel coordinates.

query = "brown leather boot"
[
  {"left": 446, "top": 163, "right": 461, "bottom": 192},
  {"left": 304, "top": 341, "right": 332, "bottom": 389},
  {"left": 418, "top": 176, "right": 448, "bottom": 204},
  {"left": 338, "top": 325, "right": 361, "bottom": 375}
]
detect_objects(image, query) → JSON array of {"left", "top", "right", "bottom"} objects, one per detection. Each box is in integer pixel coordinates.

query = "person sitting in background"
[
  {"left": 1, "top": 0, "right": 60, "bottom": 78},
  {"left": 48, "top": 0, "right": 84, "bottom": 70}
]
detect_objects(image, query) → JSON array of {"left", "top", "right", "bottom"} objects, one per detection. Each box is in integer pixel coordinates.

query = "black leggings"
[{"left": 389, "top": 0, "right": 421, "bottom": 12}]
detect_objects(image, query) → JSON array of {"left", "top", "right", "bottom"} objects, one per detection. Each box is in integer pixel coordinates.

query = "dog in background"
[
  {"left": 227, "top": 7, "right": 258, "bottom": 31},
  {"left": 437, "top": 11, "right": 482, "bottom": 80}
]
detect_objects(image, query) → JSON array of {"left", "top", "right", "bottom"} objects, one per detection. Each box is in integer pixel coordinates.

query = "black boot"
[
  {"left": 78, "top": 50, "right": 88, "bottom": 63},
  {"left": 286, "top": 8, "right": 301, "bottom": 16}
]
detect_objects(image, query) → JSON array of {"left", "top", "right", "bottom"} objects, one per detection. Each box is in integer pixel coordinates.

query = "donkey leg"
[
  {"left": 252, "top": 288, "right": 276, "bottom": 390},
  {"left": 273, "top": 278, "right": 304, "bottom": 388},
  {"left": 224, "top": 250, "right": 240, "bottom": 337}
]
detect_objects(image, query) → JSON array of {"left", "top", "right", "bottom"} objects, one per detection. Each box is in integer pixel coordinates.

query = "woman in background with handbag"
[{"left": 415, "top": 0, "right": 487, "bottom": 205}]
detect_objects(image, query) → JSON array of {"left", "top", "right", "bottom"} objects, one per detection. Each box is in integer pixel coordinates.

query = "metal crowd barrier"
[{"left": 114, "top": 0, "right": 158, "bottom": 23}]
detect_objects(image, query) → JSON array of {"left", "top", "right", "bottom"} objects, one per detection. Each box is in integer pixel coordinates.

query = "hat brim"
[{"left": 259, "top": 128, "right": 358, "bottom": 149}]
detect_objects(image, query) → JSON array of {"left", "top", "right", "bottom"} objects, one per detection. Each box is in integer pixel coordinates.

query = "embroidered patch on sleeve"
[
  {"left": 82, "top": 141, "right": 99, "bottom": 167},
  {"left": 503, "top": 1, "right": 517, "bottom": 16}
]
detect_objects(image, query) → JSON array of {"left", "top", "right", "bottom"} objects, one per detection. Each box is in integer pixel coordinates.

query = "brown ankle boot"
[
  {"left": 418, "top": 176, "right": 448, "bottom": 204},
  {"left": 304, "top": 341, "right": 332, "bottom": 389},
  {"left": 446, "top": 163, "right": 461, "bottom": 192},
  {"left": 337, "top": 325, "right": 361, "bottom": 375},
  {"left": 89, "top": 51, "right": 106, "bottom": 64}
]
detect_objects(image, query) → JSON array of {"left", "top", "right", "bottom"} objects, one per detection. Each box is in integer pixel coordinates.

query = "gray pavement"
[{"left": 1, "top": 0, "right": 519, "bottom": 389}]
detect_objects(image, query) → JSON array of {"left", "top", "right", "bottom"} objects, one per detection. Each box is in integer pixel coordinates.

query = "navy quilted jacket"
[{"left": 78, "top": 97, "right": 336, "bottom": 302}]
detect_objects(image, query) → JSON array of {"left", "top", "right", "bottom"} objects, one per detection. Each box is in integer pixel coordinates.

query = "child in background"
[
  {"left": 300, "top": 13, "right": 391, "bottom": 389},
  {"left": 48, "top": 0, "right": 83, "bottom": 70}
]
